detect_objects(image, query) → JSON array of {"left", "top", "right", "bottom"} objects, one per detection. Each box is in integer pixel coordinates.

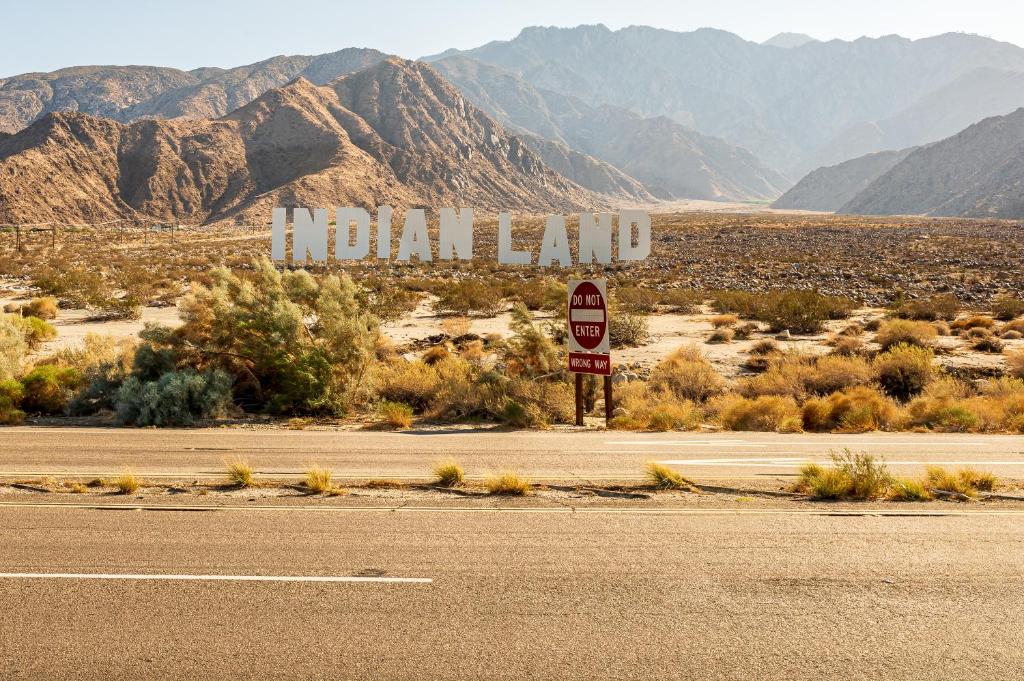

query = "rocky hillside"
[
  {"left": 772, "top": 148, "right": 916, "bottom": 212},
  {"left": 433, "top": 56, "right": 786, "bottom": 201},
  {"left": 0, "top": 48, "right": 388, "bottom": 133},
  {"left": 0, "top": 59, "right": 599, "bottom": 226},
  {"left": 425, "top": 26, "right": 1024, "bottom": 175},
  {"left": 840, "top": 108, "right": 1024, "bottom": 218}
]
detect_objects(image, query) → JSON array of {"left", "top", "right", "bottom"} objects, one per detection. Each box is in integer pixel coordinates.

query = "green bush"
[
  {"left": 992, "top": 295, "right": 1024, "bottom": 321},
  {"left": 609, "top": 312, "right": 650, "bottom": 347},
  {"left": 8, "top": 315, "right": 56, "bottom": 349},
  {"left": 615, "top": 287, "right": 660, "bottom": 313},
  {"left": 874, "top": 344, "right": 936, "bottom": 401},
  {"left": 892, "top": 294, "right": 960, "bottom": 321},
  {"left": 433, "top": 279, "right": 504, "bottom": 317},
  {"left": 711, "top": 289, "right": 855, "bottom": 334},
  {"left": 115, "top": 369, "right": 232, "bottom": 426},
  {"left": 19, "top": 365, "right": 84, "bottom": 415},
  {"left": 0, "top": 379, "right": 25, "bottom": 424}
]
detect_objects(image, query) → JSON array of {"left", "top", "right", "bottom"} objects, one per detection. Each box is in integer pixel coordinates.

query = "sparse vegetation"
[
  {"left": 795, "top": 451, "right": 891, "bottom": 499},
  {"left": 433, "top": 459, "right": 464, "bottom": 487},
  {"left": 225, "top": 458, "right": 255, "bottom": 488},
  {"left": 645, "top": 462, "right": 696, "bottom": 490},
  {"left": 485, "top": 471, "right": 531, "bottom": 495},
  {"left": 873, "top": 344, "right": 936, "bottom": 401},
  {"left": 875, "top": 319, "right": 937, "bottom": 350},
  {"left": 377, "top": 400, "right": 414, "bottom": 429},
  {"left": 304, "top": 465, "right": 334, "bottom": 494},
  {"left": 113, "top": 471, "right": 141, "bottom": 495}
]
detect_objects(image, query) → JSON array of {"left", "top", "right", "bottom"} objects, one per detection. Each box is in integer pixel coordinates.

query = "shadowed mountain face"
[
  {"left": 424, "top": 25, "right": 1024, "bottom": 175},
  {"left": 0, "top": 59, "right": 599, "bottom": 226},
  {"left": 772, "top": 148, "right": 917, "bottom": 212},
  {"left": 0, "top": 48, "right": 389, "bottom": 134},
  {"left": 432, "top": 56, "right": 786, "bottom": 201},
  {"left": 839, "top": 108, "right": 1024, "bottom": 219}
]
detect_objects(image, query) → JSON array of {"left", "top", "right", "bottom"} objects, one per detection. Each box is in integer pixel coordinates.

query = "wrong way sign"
[{"left": 567, "top": 279, "right": 611, "bottom": 376}]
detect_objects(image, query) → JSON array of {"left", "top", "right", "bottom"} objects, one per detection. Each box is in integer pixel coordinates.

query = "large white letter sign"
[
  {"left": 335, "top": 207, "right": 370, "bottom": 261},
  {"left": 578, "top": 212, "right": 613, "bottom": 265},
  {"left": 293, "top": 208, "right": 329, "bottom": 262},
  {"left": 439, "top": 207, "right": 473, "bottom": 261},
  {"left": 618, "top": 210, "right": 651, "bottom": 261},
  {"left": 538, "top": 214, "right": 571, "bottom": 267},
  {"left": 397, "top": 209, "right": 432, "bottom": 262},
  {"left": 271, "top": 207, "right": 287, "bottom": 261},
  {"left": 376, "top": 206, "right": 393, "bottom": 260},
  {"left": 497, "top": 212, "right": 532, "bottom": 265}
]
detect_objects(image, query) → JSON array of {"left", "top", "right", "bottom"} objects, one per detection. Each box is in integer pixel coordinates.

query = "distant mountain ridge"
[
  {"left": 0, "top": 59, "right": 600, "bottom": 226},
  {"left": 772, "top": 148, "right": 917, "bottom": 212},
  {"left": 424, "top": 25, "right": 1024, "bottom": 175}
]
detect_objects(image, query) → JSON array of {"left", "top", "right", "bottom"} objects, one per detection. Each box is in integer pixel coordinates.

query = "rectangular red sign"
[{"left": 568, "top": 352, "right": 612, "bottom": 376}]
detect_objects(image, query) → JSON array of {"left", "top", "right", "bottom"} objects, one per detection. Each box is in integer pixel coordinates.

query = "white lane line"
[
  {"left": 0, "top": 572, "right": 431, "bottom": 584},
  {"left": 606, "top": 440, "right": 1000, "bottom": 447},
  {"left": 605, "top": 440, "right": 767, "bottom": 447}
]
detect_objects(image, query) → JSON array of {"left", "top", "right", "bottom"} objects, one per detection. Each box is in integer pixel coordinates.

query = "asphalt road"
[
  {"left": 2, "top": 427, "right": 1024, "bottom": 481},
  {"left": 1, "top": 503, "right": 1022, "bottom": 679}
]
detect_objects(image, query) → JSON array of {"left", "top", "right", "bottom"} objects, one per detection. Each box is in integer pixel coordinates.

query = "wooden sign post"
[{"left": 567, "top": 279, "right": 612, "bottom": 426}]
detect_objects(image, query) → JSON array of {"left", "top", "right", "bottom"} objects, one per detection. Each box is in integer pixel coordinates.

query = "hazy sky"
[{"left": 4, "top": 0, "right": 1023, "bottom": 76}]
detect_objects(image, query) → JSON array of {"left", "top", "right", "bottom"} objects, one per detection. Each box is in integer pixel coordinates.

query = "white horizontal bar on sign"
[{"left": 570, "top": 309, "right": 606, "bottom": 323}]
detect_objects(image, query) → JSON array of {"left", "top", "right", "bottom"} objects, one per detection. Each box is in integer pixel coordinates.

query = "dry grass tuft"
[
  {"left": 875, "top": 319, "right": 938, "bottom": 350},
  {"left": 225, "top": 458, "right": 255, "bottom": 488},
  {"left": 377, "top": 400, "right": 414, "bottom": 429},
  {"left": 433, "top": 459, "right": 465, "bottom": 487},
  {"left": 113, "top": 471, "right": 141, "bottom": 495},
  {"left": 485, "top": 471, "right": 531, "bottom": 495},
  {"left": 888, "top": 478, "right": 931, "bottom": 501},
  {"left": 795, "top": 450, "right": 891, "bottom": 499},
  {"left": 304, "top": 465, "right": 334, "bottom": 494},
  {"left": 646, "top": 463, "right": 696, "bottom": 491},
  {"left": 710, "top": 314, "right": 739, "bottom": 329}
]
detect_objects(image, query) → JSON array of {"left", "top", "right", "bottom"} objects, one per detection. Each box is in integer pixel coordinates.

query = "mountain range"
[
  {"left": 0, "top": 59, "right": 598, "bottom": 225},
  {"left": 4, "top": 25, "right": 1024, "bottom": 222}
]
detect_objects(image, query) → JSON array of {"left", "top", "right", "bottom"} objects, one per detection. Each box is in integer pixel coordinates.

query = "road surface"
[
  {"left": 1, "top": 502, "right": 1021, "bottom": 679},
  {"left": 1, "top": 427, "right": 1023, "bottom": 481}
]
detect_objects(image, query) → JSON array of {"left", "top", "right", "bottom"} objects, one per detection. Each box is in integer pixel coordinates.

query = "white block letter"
[
  {"left": 538, "top": 214, "right": 571, "bottom": 267},
  {"left": 376, "top": 206, "right": 393, "bottom": 260},
  {"left": 272, "top": 207, "right": 287, "bottom": 262},
  {"left": 578, "top": 212, "right": 612, "bottom": 265},
  {"left": 439, "top": 207, "right": 473, "bottom": 261},
  {"left": 335, "top": 207, "right": 370, "bottom": 261},
  {"left": 497, "top": 212, "right": 531, "bottom": 265},
  {"left": 397, "top": 209, "right": 432, "bottom": 262},
  {"left": 618, "top": 210, "right": 651, "bottom": 261},
  {"left": 293, "top": 207, "right": 328, "bottom": 262}
]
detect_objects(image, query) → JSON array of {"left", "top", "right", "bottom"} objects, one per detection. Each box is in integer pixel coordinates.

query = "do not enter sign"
[{"left": 568, "top": 279, "right": 611, "bottom": 376}]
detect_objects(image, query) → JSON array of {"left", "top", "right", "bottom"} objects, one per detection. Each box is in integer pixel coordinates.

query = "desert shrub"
[
  {"left": 376, "top": 360, "right": 442, "bottom": 411},
  {"left": 433, "top": 459, "right": 464, "bottom": 487},
  {"left": 660, "top": 290, "right": 702, "bottom": 314},
  {"left": 357, "top": 277, "right": 420, "bottom": 322},
  {"left": 925, "top": 466, "right": 996, "bottom": 498},
  {"left": 889, "top": 478, "right": 931, "bottom": 501},
  {"left": 830, "top": 335, "right": 865, "bottom": 356},
  {"left": 173, "top": 260, "right": 379, "bottom": 415},
  {"left": 1000, "top": 319, "right": 1024, "bottom": 335},
  {"left": 64, "top": 335, "right": 138, "bottom": 415},
  {"left": 1001, "top": 330, "right": 1023, "bottom": 340},
  {"left": 874, "top": 344, "right": 936, "bottom": 400},
  {"left": 0, "top": 379, "right": 25, "bottom": 424},
  {"left": 422, "top": 345, "right": 450, "bottom": 365},
  {"left": 972, "top": 334, "right": 1005, "bottom": 353},
  {"left": 225, "top": 459, "right": 255, "bottom": 488},
  {"left": 738, "top": 352, "right": 815, "bottom": 400},
  {"left": 991, "top": 295, "right": 1024, "bottom": 321},
  {"left": 23, "top": 297, "right": 58, "bottom": 320},
  {"left": 9, "top": 315, "right": 56, "bottom": 349},
  {"left": 616, "top": 287, "right": 660, "bottom": 313},
  {"left": 707, "top": 328, "right": 734, "bottom": 344},
  {"left": 795, "top": 451, "right": 891, "bottom": 499},
  {"left": 646, "top": 463, "right": 696, "bottom": 490},
  {"left": 875, "top": 319, "right": 937, "bottom": 350},
  {"left": 513, "top": 278, "right": 566, "bottom": 312},
  {"left": 502, "top": 304, "right": 563, "bottom": 377},
  {"left": 1009, "top": 350, "right": 1024, "bottom": 380},
  {"left": 377, "top": 400, "right": 413, "bottom": 429},
  {"left": 904, "top": 379, "right": 979, "bottom": 432},
  {"left": 485, "top": 471, "right": 530, "bottom": 495},
  {"left": 710, "top": 290, "right": 760, "bottom": 317},
  {"left": 892, "top": 294, "right": 959, "bottom": 321},
  {"left": 0, "top": 315, "right": 27, "bottom": 381},
  {"left": 19, "top": 365, "right": 84, "bottom": 414},
  {"left": 304, "top": 465, "right": 334, "bottom": 494},
  {"left": 649, "top": 345, "right": 726, "bottom": 402},
  {"left": 609, "top": 383, "right": 702, "bottom": 432},
  {"left": 749, "top": 339, "right": 779, "bottom": 356},
  {"left": 32, "top": 264, "right": 109, "bottom": 309},
  {"left": 713, "top": 394, "right": 801, "bottom": 432},
  {"left": 802, "top": 386, "right": 899, "bottom": 433},
  {"left": 756, "top": 290, "right": 856, "bottom": 334},
  {"left": 804, "top": 355, "right": 873, "bottom": 395},
  {"left": 433, "top": 279, "right": 504, "bottom": 317},
  {"left": 609, "top": 312, "right": 650, "bottom": 348},
  {"left": 952, "top": 315, "right": 995, "bottom": 332},
  {"left": 710, "top": 314, "right": 738, "bottom": 329},
  {"left": 114, "top": 369, "right": 232, "bottom": 426}
]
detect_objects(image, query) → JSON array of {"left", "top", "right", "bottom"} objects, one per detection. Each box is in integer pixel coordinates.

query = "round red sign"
[{"left": 569, "top": 281, "right": 608, "bottom": 351}]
